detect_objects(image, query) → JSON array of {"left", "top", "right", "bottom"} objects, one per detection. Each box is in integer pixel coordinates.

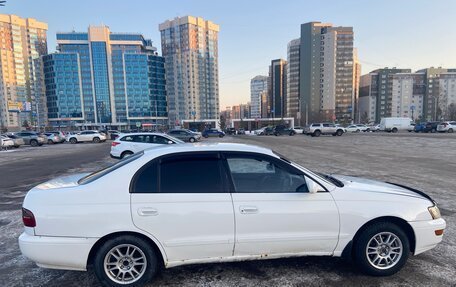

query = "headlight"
[{"left": 428, "top": 206, "right": 441, "bottom": 219}]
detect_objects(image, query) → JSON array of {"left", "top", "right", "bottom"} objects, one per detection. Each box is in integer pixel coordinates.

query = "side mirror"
[{"left": 305, "top": 177, "right": 323, "bottom": 194}]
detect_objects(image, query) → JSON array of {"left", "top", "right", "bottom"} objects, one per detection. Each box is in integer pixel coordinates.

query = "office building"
[
  {"left": 359, "top": 74, "right": 376, "bottom": 122},
  {"left": 159, "top": 16, "right": 220, "bottom": 125},
  {"left": 260, "top": 91, "right": 268, "bottom": 118},
  {"left": 268, "top": 59, "right": 287, "bottom": 118},
  {"left": 299, "top": 22, "right": 359, "bottom": 124},
  {"left": 286, "top": 38, "right": 300, "bottom": 122},
  {"left": 0, "top": 14, "right": 47, "bottom": 131},
  {"left": 250, "top": 75, "right": 268, "bottom": 119},
  {"left": 43, "top": 26, "right": 167, "bottom": 129}
]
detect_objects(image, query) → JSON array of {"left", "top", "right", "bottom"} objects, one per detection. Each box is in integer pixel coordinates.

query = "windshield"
[{"left": 78, "top": 151, "right": 144, "bottom": 185}]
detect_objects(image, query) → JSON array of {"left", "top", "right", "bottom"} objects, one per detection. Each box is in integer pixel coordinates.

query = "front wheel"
[
  {"left": 354, "top": 222, "right": 409, "bottom": 276},
  {"left": 30, "top": 140, "right": 38, "bottom": 147},
  {"left": 448, "top": 128, "right": 453, "bottom": 133},
  {"left": 70, "top": 138, "right": 77, "bottom": 144},
  {"left": 313, "top": 130, "right": 321, "bottom": 137},
  {"left": 93, "top": 235, "right": 158, "bottom": 287},
  {"left": 189, "top": 137, "right": 196, "bottom": 143},
  {"left": 336, "top": 129, "right": 343, "bottom": 136},
  {"left": 93, "top": 137, "right": 101, "bottom": 143}
]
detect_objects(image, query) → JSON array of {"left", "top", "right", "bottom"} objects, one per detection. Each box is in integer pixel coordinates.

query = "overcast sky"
[{"left": 3, "top": 0, "right": 456, "bottom": 109}]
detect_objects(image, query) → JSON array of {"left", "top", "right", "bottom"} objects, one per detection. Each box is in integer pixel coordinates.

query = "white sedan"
[
  {"left": 67, "top": 130, "right": 107, "bottom": 144},
  {"left": 110, "top": 132, "right": 184, "bottom": 159},
  {"left": 19, "top": 143, "right": 445, "bottom": 286}
]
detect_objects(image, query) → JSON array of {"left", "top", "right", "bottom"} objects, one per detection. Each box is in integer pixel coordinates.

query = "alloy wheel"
[
  {"left": 103, "top": 244, "right": 147, "bottom": 284},
  {"left": 366, "top": 232, "right": 403, "bottom": 270}
]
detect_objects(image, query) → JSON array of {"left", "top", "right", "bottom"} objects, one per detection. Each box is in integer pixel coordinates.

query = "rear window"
[{"left": 78, "top": 152, "right": 144, "bottom": 185}]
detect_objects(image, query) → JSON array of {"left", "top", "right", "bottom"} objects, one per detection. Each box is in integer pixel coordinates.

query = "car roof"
[
  {"left": 118, "top": 132, "right": 168, "bottom": 136},
  {"left": 142, "top": 142, "right": 275, "bottom": 157}
]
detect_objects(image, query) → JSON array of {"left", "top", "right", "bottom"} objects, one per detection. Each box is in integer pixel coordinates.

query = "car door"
[
  {"left": 130, "top": 152, "right": 235, "bottom": 263},
  {"left": 223, "top": 152, "right": 339, "bottom": 257}
]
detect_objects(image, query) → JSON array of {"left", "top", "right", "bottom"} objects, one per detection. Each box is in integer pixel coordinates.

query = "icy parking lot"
[{"left": 0, "top": 132, "right": 455, "bottom": 286}]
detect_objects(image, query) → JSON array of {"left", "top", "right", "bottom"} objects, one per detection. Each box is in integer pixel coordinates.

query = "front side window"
[
  {"left": 225, "top": 154, "right": 307, "bottom": 193},
  {"left": 160, "top": 153, "right": 223, "bottom": 193},
  {"left": 150, "top": 135, "right": 169, "bottom": 144}
]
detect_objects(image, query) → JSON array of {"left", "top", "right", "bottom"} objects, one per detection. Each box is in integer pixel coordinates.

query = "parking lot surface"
[{"left": 0, "top": 133, "right": 455, "bottom": 286}]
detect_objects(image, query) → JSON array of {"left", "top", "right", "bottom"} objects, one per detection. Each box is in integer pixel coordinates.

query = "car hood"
[
  {"left": 34, "top": 173, "right": 91, "bottom": 190},
  {"left": 332, "top": 174, "right": 431, "bottom": 201}
]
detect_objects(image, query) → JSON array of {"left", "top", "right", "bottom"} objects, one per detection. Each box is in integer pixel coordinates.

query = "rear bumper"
[
  {"left": 409, "top": 218, "right": 446, "bottom": 255},
  {"left": 19, "top": 232, "right": 98, "bottom": 271}
]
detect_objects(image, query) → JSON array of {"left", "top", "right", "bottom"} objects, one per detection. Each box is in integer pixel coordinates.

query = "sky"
[{"left": 2, "top": 0, "right": 456, "bottom": 109}]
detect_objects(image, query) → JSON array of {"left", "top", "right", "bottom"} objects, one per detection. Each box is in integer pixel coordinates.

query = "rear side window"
[
  {"left": 133, "top": 161, "right": 158, "bottom": 193},
  {"left": 160, "top": 154, "right": 223, "bottom": 193}
]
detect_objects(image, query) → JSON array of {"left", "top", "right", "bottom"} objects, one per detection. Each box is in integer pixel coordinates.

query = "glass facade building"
[
  {"left": 0, "top": 14, "right": 48, "bottom": 131},
  {"left": 43, "top": 26, "right": 167, "bottom": 129}
]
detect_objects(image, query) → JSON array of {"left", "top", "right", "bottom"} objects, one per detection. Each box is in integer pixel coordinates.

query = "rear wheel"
[
  {"left": 93, "top": 235, "right": 158, "bottom": 287},
  {"left": 30, "top": 140, "right": 38, "bottom": 147},
  {"left": 47, "top": 139, "right": 54, "bottom": 144},
  {"left": 121, "top": 151, "right": 133, "bottom": 159},
  {"left": 70, "top": 138, "right": 77, "bottom": 144},
  {"left": 392, "top": 128, "right": 398, "bottom": 133},
  {"left": 354, "top": 222, "right": 409, "bottom": 276},
  {"left": 219, "top": 134, "right": 224, "bottom": 138},
  {"left": 93, "top": 137, "right": 101, "bottom": 143},
  {"left": 313, "top": 130, "right": 321, "bottom": 137},
  {"left": 448, "top": 128, "right": 453, "bottom": 133},
  {"left": 336, "top": 129, "right": 343, "bottom": 136}
]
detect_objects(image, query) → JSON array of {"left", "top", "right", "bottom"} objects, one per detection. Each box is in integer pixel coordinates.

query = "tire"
[
  {"left": 121, "top": 151, "right": 133, "bottom": 159},
  {"left": 47, "top": 140, "right": 54, "bottom": 144},
  {"left": 366, "top": 128, "right": 370, "bottom": 132},
  {"left": 336, "top": 129, "right": 343, "bottom": 136},
  {"left": 313, "top": 130, "right": 321, "bottom": 137},
  {"left": 219, "top": 134, "right": 224, "bottom": 138},
  {"left": 30, "top": 140, "right": 38, "bottom": 147},
  {"left": 93, "top": 137, "right": 101, "bottom": 143},
  {"left": 431, "top": 128, "right": 436, "bottom": 133},
  {"left": 93, "top": 235, "right": 158, "bottom": 287},
  {"left": 189, "top": 137, "right": 195, "bottom": 143},
  {"left": 356, "top": 129, "right": 360, "bottom": 133},
  {"left": 70, "top": 138, "right": 77, "bottom": 144},
  {"left": 392, "top": 128, "right": 398, "bottom": 133},
  {"left": 448, "top": 128, "right": 453, "bottom": 133},
  {"left": 353, "top": 222, "right": 409, "bottom": 276}
]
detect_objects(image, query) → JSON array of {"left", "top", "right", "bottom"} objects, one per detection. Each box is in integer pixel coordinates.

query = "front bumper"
[
  {"left": 409, "top": 217, "right": 446, "bottom": 255},
  {"left": 19, "top": 232, "right": 98, "bottom": 271}
]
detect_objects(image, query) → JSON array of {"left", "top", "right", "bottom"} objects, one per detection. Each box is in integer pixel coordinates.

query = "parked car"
[
  {"left": 202, "top": 128, "right": 225, "bottom": 138},
  {"left": 67, "top": 130, "right": 107, "bottom": 144},
  {"left": 225, "top": 127, "right": 236, "bottom": 135},
  {"left": 19, "top": 143, "right": 446, "bottom": 287},
  {"left": 367, "top": 124, "right": 380, "bottom": 132},
  {"left": 293, "top": 126, "right": 305, "bottom": 134},
  {"left": 14, "top": 131, "right": 46, "bottom": 146},
  {"left": 44, "top": 133, "right": 62, "bottom": 144},
  {"left": 2, "top": 134, "right": 25, "bottom": 148},
  {"left": 356, "top": 124, "right": 370, "bottom": 132},
  {"left": 422, "top": 121, "right": 440, "bottom": 133},
  {"left": 437, "top": 121, "right": 456, "bottom": 133},
  {"left": 110, "top": 133, "right": 184, "bottom": 159},
  {"left": 304, "top": 123, "right": 344, "bottom": 137},
  {"left": 254, "top": 126, "right": 274, "bottom": 136},
  {"left": 48, "top": 131, "right": 66, "bottom": 143},
  {"left": 414, "top": 122, "right": 427, "bottom": 133},
  {"left": 167, "top": 129, "right": 201, "bottom": 142},
  {"left": 237, "top": 128, "right": 246, "bottom": 135},
  {"left": 334, "top": 124, "right": 347, "bottom": 133},
  {"left": 273, "top": 125, "right": 296, "bottom": 136},
  {"left": 380, "top": 117, "right": 414, "bottom": 133},
  {"left": 407, "top": 123, "right": 416, "bottom": 132},
  {"left": 346, "top": 125, "right": 362, "bottom": 133},
  {"left": 1, "top": 135, "right": 14, "bottom": 150}
]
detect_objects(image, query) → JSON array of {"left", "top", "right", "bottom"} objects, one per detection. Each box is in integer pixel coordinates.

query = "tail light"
[
  {"left": 111, "top": 142, "right": 121, "bottom": 147},
  {"left": 22, "top": 208, "right": 36, "bottom": 227}
]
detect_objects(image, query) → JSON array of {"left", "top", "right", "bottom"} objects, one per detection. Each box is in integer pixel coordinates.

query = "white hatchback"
[
  {"left": 19, "top": 143, "right": 446, "bottom": 287},
  {"left": 110, "top": 132, "right": 184, "bottom": 159},
  {"left": 67, "top": 130, "right": 107, "bottom": 144}
]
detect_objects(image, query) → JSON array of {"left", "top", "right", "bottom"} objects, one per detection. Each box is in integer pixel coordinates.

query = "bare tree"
[{"left": 448, "top": 103, "right": 456, "bottom": 121}]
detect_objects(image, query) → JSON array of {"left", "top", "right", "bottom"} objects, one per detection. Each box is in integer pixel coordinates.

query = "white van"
[{"left": 379, "top": 117, "right": 414, "bottom": 133}]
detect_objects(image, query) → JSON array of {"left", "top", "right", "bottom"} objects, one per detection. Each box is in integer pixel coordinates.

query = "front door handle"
[
  {"left": 138, "top": 208, "right": 158, "bottom": 216},
  {"left": 239, "top": 206, "right": 258, "bottom": 214}
]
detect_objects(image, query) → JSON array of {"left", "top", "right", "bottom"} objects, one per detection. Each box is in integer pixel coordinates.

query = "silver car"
[
  {"left": 14, "top": 131, "right": 46, "bottom": 146},
  {"left": 167, "top": 129, "right": 201, "bottom": 143}
]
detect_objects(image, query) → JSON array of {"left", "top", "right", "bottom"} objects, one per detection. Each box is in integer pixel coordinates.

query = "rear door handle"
[
  {"left": 138, "top": 208, "right": 158, "bottom": 216},
  {"left": 239, "top": 206, "right": 258, "bottom": 214}
]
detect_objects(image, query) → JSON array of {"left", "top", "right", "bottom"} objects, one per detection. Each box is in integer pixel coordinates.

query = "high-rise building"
[
  {"left": 286, "top": 38, "right": 300, "bottom": 122},
  {"left": 159, "top": 16, "right": 220, "bottom": 125},
  {"left": 359, "top": 68, "right": 412, "bottom": 123},
  {"left": 260, "top": 91, "right": 268, "bottom": 118},
  {"left": 353, "top": 49, "right": 361, "bottom": 122},
  {"left": 299, "top": 22, "right": 359, "bottom": 124},
  {"left": 0, "top": 14, "right": 47, "bottom": 131},
  {"left": 391, "top": 72, "right": 425, "bottom": 120},
  {"left": 416, "top": 67, "right": 448, "bottom": 121},
  {"left": 438, "top": 72, "right": 456, "bottom": 120},
  {"left": 250, "top": 75, "right": 268, "bottom": 119},
  {"left": 358, "top": 74, "right": 376, "bottom": 123},
  {"left": 268, "top": 59, "right": 287, "bottom": 118},
  {"left": 43, "top": 26, "right": 167, "bottom": 129}
]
